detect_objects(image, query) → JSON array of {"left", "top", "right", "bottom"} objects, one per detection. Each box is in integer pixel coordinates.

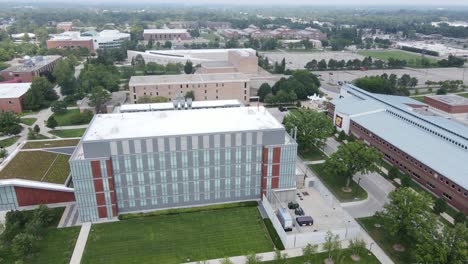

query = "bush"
[
  {"left": 433, "top": 198, "right": 448, "bottom": 215},
  {"left": 388, "top": 166, "right": 399, "bottom": 180},
  {"left": 454, "top": 212, "right": 466, "bottom": 225},
  {"left": 69, "top": 110, "right": 93, "bottom": 125},
  {"left": 118, "top": 201, "right": 258, "bottom": 220},
  {"left": 337, "top": 131, "right": 347, "bottom": 142},
  {"left": 400, "top": 174, "right": 411, "bottom": 187},
  {"left": 46, "top": 116, "right": 58, "bottom": 129}
]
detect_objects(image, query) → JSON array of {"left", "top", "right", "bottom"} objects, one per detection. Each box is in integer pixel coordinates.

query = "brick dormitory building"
[{"left": 328, "top": 84, "right": 468, "bottom": 213}]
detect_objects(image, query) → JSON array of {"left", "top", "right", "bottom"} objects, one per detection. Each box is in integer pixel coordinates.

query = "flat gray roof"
[
  {"left": 0, "top": 83, "right": 30, "bottom": 98},
  {"left": 119, "top": 99, "right": 242, "bottom": 112},
  {"left": 352, "top": 111, "right": 468, "bottom": 190},
  {"left": 83, "top": 106, "right": 283, "bottom": 141},
  {"left": 2, "top": 55, "right": 61, "bottom": 73},
  {"left": 129, "top": 73, "right": 249, "bottom": 86}
]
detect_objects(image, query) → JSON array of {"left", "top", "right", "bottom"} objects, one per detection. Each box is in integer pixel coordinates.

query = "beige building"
[{"left": 129, "top": 73, "right": 251, "bottom": 104}]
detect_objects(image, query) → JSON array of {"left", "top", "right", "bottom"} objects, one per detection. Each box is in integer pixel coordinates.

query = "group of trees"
[
  {"left": 305, "top": 56, "right": 407, "bottom": 71},
  {"left": 258, "top": 70, "right": 320, "bottom": 104},
  {"left": 353, "top": 73, "right": 418, "bottom": 96},
  {"left": 182, "top": 41, "right": 220, "bottom": 49},
  {"left": 0, "top": 112, "right": 22, "bottom": 135},
  {"left": 123, "top": 55, "right": 183, "bottom": 78},
  {"left": 244, "top": 37, "right": 279, "bottom": 51},
  {"left": 378, "top": 188, "right": 468, "bottom": 263},
  {"left": 23, "top": 76, "right": 59, "bottom": 111},
  {"left": 0, "top": 205, "right": 57, "bottom": 263},
  {"left": 434, "top": 80, "right": 466, "bottom": 95}
]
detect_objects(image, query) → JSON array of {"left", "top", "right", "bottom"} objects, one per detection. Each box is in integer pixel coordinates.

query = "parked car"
[
  {"left": 279, "top": 106, "right": 288, "bottom": 112},
  {"left": 294, "top": 207, "right": 305, "bottom": 216},
  {"left": 296, "top": 216, "right": 314, "bottom": 226},
  {"left": 288, "top": 201, "right": 299, "bottom": 209}
]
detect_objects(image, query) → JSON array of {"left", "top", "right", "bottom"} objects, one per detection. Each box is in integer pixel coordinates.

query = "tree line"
[
  {"left": 353, "top": 73, "right": 418, "bottom": 96},
  {"left": 305, "top": 56, "right": 407, "bottom": 71}
]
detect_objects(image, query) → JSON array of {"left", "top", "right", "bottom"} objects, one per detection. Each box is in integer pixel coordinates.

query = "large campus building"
[
  {"left": 329, "top": 84, "right": 468, "bottom": 213},
  {"left": 0, "top": 55, "right": 61, "bottom": 83},
  {"left": 129, "top": 73, "right": 251, "bottom": 104},
  {"left": 70, "top": 105, "right": 297, "bottom": 222},
  {"left": 127, "top": 49, "right": 259, "bottom": 74},
  {"left": 47, "top": 30, "right": 130, "bottom": 53},
  {"left": 0, "top": 83, "right": 31, "bottom": 113},
  {"left": 143, "top": 29, "right": 191, "bottom": 41}
]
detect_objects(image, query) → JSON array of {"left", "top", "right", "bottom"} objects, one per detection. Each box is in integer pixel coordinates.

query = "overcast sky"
[{"left": 4, "top": 0, "right": 468, "bottom": 5}]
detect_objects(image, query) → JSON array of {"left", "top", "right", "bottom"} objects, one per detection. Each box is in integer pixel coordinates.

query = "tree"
[
  {"left": 400, "top": 174, "right": 411, "bottom": 187},
  {"left": 88, "top": 86, "right": 111, "bottom": 113},
  {"left": 163, "top": 41, "right": 172, "bottom": 49},
  {"left": 185, "top": 91, "right": 195, "bottom": 101},
  {"left": 302, "top": 243, "right": 318, "bottom": 263},
  {"left": 11, "top": 233, "right": 34, "bottom": 259},
  {"left": 219, "top": 257, "right": 233, "bottom": 264},
  {"left": 323, "top": 141, "right": 382, "bottom": 189},
  {"left": 305, "top": 59, "right": 318, "bottom": 71},
  {"left": 388, "top": 166, "right": 399, "bottom": 180},
  {"left": 433, "top": 198, "right": 448, "bottom": 215},
  {"left": 51, "top": 101, "right": 67, "bottom": 114},
  {"left": 184, "top": 60, "right": 193, "bottom": 74},
  {"left": 453, "top": 212, "right": 466, "bottom": 225},
  {"left": 257, "top": 83, "right": 272, "bottom": 102},
  {"left": 46, "top": 116, "right": 58, "bottom": 129},
  {"left": 273, "top": 249, "right": 288, "bottom": 264},
  {"left": 323, "top": 231, "right": 341, "bottom": 262},
  {"left": 283, "top": 109, "right": 334, "bottom": 151},
  {"left": 23, "top": 76, "right": 58, "bottom": 110},
  {"left": 318, "top": 59, "right": 327, "bottom": 70},
  {"left": 33, "top": 124, "right": 40, "bottom": 134},
  {"left": 337, "top": 130, "right": 346, "bottom": 142},
  {"left": 0, "top": 148, "right": 8, "bottom": 160},
  {"left": 348, "top": 238, "right": 366, "bottom": 259},
  {"left": 0, "top": 112, "right": 22, "bottom": 135},
  {"left": 245, "top": 253, "right": 262, "bottom": 264},
  {"left": 379, "top": 188, "right": 433, "bottom": 243}
]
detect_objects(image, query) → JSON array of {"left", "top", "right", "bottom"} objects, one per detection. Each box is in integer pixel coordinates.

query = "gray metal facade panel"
[
  {"left": 0, "top": 185, "right": 18, "bottom": 211},
  {"left": 83, "top": 141, "right": 111, "bottom": 159}
]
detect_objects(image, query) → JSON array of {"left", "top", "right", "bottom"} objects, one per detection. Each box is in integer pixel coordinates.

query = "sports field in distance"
[
  {"left": 358, "top": 50, "right": 438, "bottom": 67},
  {"left": 82, "top": 207, "right": 274, "bottom": 264}
]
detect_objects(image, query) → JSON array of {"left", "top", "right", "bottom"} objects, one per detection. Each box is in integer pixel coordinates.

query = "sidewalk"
[{"left": 69, "top": 222, "right": 91, "bottom": 264}]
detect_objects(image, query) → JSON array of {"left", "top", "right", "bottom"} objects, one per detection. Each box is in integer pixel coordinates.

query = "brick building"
[
  {"left": 56, "top": 22, "right": 73, "bottom": 32},
  {"left": 424, "top": 94, "right": 468, "bottom": 114},
  {"left": 329, "top": 84, "right": 468, "bottom": 213},
  {"left": 129, "top": 73, "right": 251, "bottom": 104},
  {"left": 0, "top": 55, "right": 62, "bottom": 83},
  {"left": 0, "top": 83, "right": 31, "bottom": 113}
]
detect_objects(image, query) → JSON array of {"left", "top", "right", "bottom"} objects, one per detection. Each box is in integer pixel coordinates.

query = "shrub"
[
  {"left": 46, "top": 116, "right": 58, "bottom": 129},
  {"left": 400, "top": 174, "right": 411, "bottom": 187},
  {"left": 433, "top": 198, "right": 448, "bottom": 215}
]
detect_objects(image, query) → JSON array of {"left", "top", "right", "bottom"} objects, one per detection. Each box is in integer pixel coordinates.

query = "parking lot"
[{"left": 260, "top": 51, "right": 365, "bottom": 70}]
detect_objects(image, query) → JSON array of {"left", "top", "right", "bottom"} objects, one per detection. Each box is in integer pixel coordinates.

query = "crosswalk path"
[{"left": 58, "top": 203, "right": 81, "bottom": 228}]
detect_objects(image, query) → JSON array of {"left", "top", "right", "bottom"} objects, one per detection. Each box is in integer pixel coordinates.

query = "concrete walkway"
[
  {"left": 303, "top": 160, "right": 325, "bottom": 165},
  {"left": 54, "top": 124, "right": 89, "bottom": 130},
  {"left": 69, "top": 222, "right": 91, "bottom": 264}
]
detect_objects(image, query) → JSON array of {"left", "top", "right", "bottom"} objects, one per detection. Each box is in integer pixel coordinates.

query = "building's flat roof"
[
  {"left": 129, "top": 73, "right": 249, "bottom": 86},
  {"left": 0, "top": 83, "right": 31, "bottom": 98},
  {"left": 426, "top": 94, "right": 468, "bottom": 106},
  {"left": 352, "top": 111, "right": 468, "bottom": 190},
  {"left": 144, "top": 29, "right": 189, "bottom": 34},
  {"left": 119, "top": 99, "right": 243, "bottom": 112},
  {"left": 1, "top": 55, "right": 61, "bottom": 73},
  {"left": 83, "top": 106, "right": 283, "bottom": 141}
]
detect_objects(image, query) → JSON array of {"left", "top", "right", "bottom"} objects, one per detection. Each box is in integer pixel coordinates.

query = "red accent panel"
[
  {"left": 262, "top": 147, "right": 268, "bottom": 163},
  {"left": 272, "top": 164, "right": 280, "bottom": 176},
  {"left": 14, "top": 187, "right": 75, "bottom": 207},
  {"left": 261, "top": 178, "right": 267, "bottom": 189},
  {"left": 110, "top": 191, "right": 116, "bottom": 204},
  {"left": 105, "top": 160, "right": 113, "bottom": 177},
  {"left": 96, "top": 193, "right": 106, "bottom": 205},
  {"left": 273, "top": 147, "right": 281, "bottom": 163},
  {"left": 97, "top": 206, "right": 107, "bottom": 218},
  {"left": 112, "top": 205, "right": 118, "bottom": 217},
  {"left": 272, "top": 177, "right": 279, "bottom": 189},
  {"left": 108, "top": 178, "right": 114, "bottom": 191},
  {"left": 91, "top": 161, "right": 101, "bottom": 178},
  {"left": 93, "top": 179, "right": 103, "bottom": 193}
]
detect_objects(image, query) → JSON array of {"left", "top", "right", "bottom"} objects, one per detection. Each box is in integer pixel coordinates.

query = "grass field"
[
  {"left": 53, "top": 109, "right": 91, "bottom": 126},
  {"left": 0, "top": 151, "right": 70, "bottom": 184},
  {"left": 263, "top": 249, "right": 380, "bottom": 264},
  {"left": 82, "top": 207, "right": 274, "bottom": 264},
  {"left": 310, "top": 164, "right": 368, "bottom": 202},
  {"left": 0, "top": 136, "right": 19, "bottom": 148},
  {"left": 20, "top": 117, "right": 37, "bottom": 126},
  {"left": 201, "top": 32, "right": 221, "bottom": 41},
  {"left": 358, "top": 50, "right": 437, "bottom": 68},
  {"left": 50, "top": 128, "right": 86, "bottom": 138},
  {"left": 458, "top": 92, "right": 468, "bottom": 98},
  {"left": 358, "top": 216, "right": 412, "bottom": 264},
  {"left": 299, "top": 146, "right": 327, "bottom": 161},
  {"left": 22, "top": 139, "right": 80, "bottom": 149}
]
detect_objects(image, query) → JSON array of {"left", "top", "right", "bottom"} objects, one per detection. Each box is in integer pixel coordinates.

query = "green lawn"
[
  {"left": 82, "top": 207, "right": 274, "bottom": 264},
  {"left": 458, "top": 92, "right": 468, "bottom": 98},
  {"left": 358, "top": 216, "right": 412, "bottom": 264},
  {"left": 0, "top": 151, "right": 70, "bottom": 184},
  {"left": 20, "top": 117, "right": 37, "bottom": 126},
  {"left": 17, "top": 110, "right": 39, "bottom": 117},
  {"left": 299, "top": 146, "right": 327, "bottom": 161},
  {"left": 52, "top": 109, "right": 91, "bottom": 126},
  {"left": 410, "top": 95, "right": 426, "bottom": 102},
  {"left": 22, "top": 139, "right": 80, "bottom": 149},
  {"left": 358, "top": 50, "right": 438, "bottom": 68},
  {"left": 50, "top": 128, "right": 87, "bottom": 138},
  {"left": 309, "top": 164, "right": 368, "bottom": 202},
  {"left": 263, "top": 249, "right": 380, "bottom": 264},
  {"left": 201, "top": 32, "right": 221, "bottom": 41},
  {"left": 0, "top": 136, "right": 20, "bottom": 148}
]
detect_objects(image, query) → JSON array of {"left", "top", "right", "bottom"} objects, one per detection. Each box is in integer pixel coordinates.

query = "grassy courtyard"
[
  {"left": 358, "top": 50, "right": 438, "bottom": 68},
  {"left": 22, "top": 139, "right": 80, "bottom": 149},
  {"left": 20, "top": 117, "right": 37, "bottom": 126},
  {"left": 50, "top": 128, "right": 87, "bottom": 138},
  {"left": 0, "top": 136, "right": 19, "bottom": 148},
  {"left": 310, "top": 164, "right": 368, "bottom": 202},
  {"left": 263, "top": 249, "right": 380, "bottom": 264},
  {"left": 82, "top": 206, "right": 274, "bottom": 264},
  {"left": 0, "top": 151, "right": 70, "bottom": 184},
  {"left": 52, "top": 109, "right": 92, "bottom": 126},
  {"left": 299, "top": 146, "right": 328, "bottom": 161}
]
